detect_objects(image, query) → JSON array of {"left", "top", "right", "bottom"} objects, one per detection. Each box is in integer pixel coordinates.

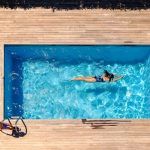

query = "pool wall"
[
  {"left": 5, "top": 45, "right": 150, "bottom": 62},
  {"left": 4, "top": 45, "right": 150, "bottom": 118}
]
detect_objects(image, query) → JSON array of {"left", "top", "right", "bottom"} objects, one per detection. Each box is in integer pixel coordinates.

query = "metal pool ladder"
[{"left": 1, "top": 116, "right": 27, "bottom": 138}]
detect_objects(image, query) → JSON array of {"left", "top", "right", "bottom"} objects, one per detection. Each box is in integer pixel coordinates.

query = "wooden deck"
[
  {"left": 0, "top": 119, "right": 150, "bottom": 150},
  {"left": 0, "top": 8, "right": 150, "bottom": 150}
]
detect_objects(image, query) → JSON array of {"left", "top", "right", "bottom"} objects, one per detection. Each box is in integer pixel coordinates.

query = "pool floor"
[
  {"left": 22, "top": 58, "right": 150, "bottom": 119},
  {"left": 4, "top": 45, "right": 150, "bottom": 119}
]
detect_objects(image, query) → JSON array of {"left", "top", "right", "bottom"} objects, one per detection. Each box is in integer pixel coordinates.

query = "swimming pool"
[{"left": 4, "top": 45, "right": 150, "bottom": 119}]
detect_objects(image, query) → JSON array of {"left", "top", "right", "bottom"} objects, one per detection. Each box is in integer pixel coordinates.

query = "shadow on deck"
[
  {"left": 0, "top": 0, "right": 150, "bottom": 10},
  {"left": 82, "top": 119, "right": 131, "bottom": 129}
]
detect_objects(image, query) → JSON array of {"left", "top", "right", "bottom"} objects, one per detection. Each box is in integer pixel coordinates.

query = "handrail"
[{"left": 1, "top": 116, "right": 27, "bottom": 138}]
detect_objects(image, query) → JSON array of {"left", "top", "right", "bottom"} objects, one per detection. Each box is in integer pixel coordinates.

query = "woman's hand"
[{"left": 112, "top": 75, "right": 124, "bottom": 82}]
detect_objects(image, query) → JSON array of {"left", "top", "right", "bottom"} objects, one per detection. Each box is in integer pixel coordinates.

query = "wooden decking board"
[
  {"left": 0, "top": 9, "right": 150, "bottom": 45},
  {"left": 0, "top": 120, "right": 150, "bottom": 149}
]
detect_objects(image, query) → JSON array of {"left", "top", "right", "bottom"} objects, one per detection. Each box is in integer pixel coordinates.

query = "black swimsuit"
[
  {"left": 94, "top": 76, "right": 104, "bottom": 82},
  {"left": 95, "top": 74, "right": 114, "bottom": 82}
]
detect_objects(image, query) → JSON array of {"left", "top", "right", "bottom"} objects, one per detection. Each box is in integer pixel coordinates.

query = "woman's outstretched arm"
[
  {"left": 112, "top": 76, "right": 124, "bottom": 82},
  {"left": 113, "top": 74, "right": 121, "bottom": 77}
]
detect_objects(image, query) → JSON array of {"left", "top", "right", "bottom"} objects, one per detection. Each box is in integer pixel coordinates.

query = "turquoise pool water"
[{"left": 4, "top": 45, "right": 150, "bottom": 119}]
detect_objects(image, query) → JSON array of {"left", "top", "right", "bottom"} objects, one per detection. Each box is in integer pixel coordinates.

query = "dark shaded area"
[
  {"left": 11, "top": 57, "right": 24, "bottom": 117},
  {"left": 86, "top": 86, "right": 119, "bottom": 95},
  {"left": 0, "top": 0, "right": 150, "bottom": 10},
  {"left": 86, "top": 86, "right": 127, "bottom": 97},
  {"left": 82, "top": 119, "right": 131, "bottom": 129}
]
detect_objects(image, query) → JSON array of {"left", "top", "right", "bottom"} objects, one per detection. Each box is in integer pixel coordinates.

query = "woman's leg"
[{"left": 71, "top": 77, "right": 96, "bottom": 82}]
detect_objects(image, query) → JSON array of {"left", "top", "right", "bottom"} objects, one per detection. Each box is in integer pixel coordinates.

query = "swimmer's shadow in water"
[{"left": 86, "top": 86, "right": 127, "bottom": 95}]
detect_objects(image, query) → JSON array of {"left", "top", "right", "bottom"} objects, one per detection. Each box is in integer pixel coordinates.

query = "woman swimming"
[{"left": 71, "top": 70, "right": 124, "bottom": 83}]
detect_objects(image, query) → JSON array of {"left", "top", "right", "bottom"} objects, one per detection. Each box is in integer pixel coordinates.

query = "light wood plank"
[{"left": 1, "top": 120, "right": 150, "bottom": 150}]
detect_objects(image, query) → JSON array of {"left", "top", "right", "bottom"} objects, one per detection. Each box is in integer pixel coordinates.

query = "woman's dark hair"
[
  {"left": 104, "top": 70, "right": 110, "bottom": 77},
  {"left": 104, "top": 70, "right": 114, "bottom": 82}
]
